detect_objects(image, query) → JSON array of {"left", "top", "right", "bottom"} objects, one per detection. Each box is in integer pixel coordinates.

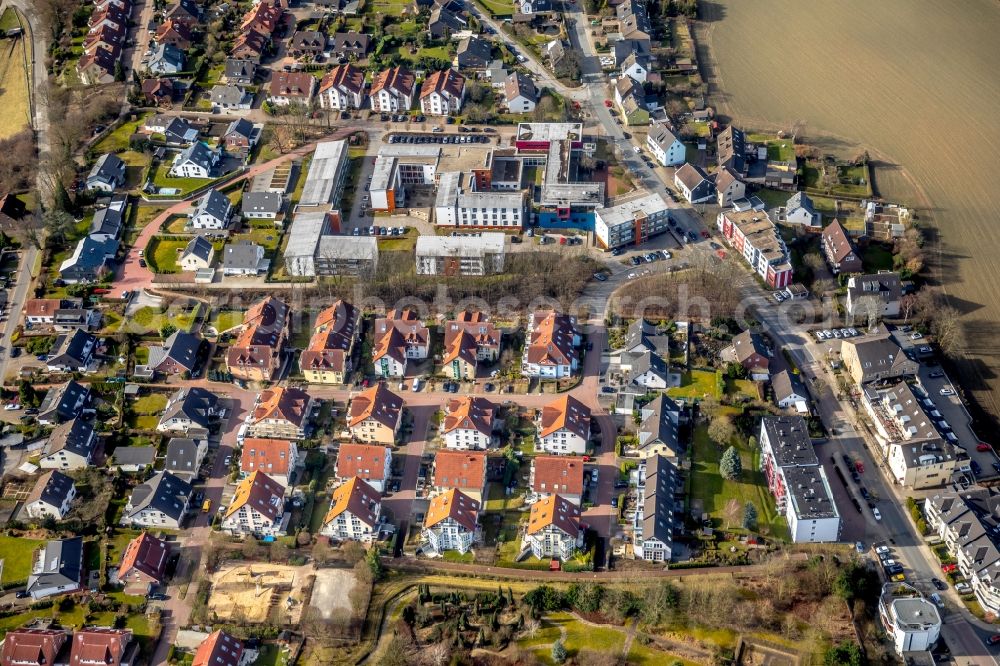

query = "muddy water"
[{"left": 698, "top": 0, "right": 1000, "bottom": 423}]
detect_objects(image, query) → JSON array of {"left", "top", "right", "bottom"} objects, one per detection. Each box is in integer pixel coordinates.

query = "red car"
[
  {"left": 942, "top": 563, "right": 958, "bottom": 573},
  {"left": 700, "top": 230, "right": 710, "bottom": 238},
  {"left": 978, "top": 443, "right": 992, "bottom": 452},
  {"left": 604, "top": 99, "right": 613, "bottom": 108},
  {"left": 855, "top": 461, "right": 865, "bottom": 474},
  {"left": 987, "top": 635, "right": 1000, "bottom": 646}
]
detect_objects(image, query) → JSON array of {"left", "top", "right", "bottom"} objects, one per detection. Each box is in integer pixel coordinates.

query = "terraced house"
[{"left": 299, "top": 300, "right": 360, "bottom": 384}]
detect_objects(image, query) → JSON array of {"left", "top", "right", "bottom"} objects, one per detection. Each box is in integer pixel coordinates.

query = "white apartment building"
[
  {"left": 434, "top": 172, "right": 525, "bottom": 229},
  {"left": 877, "top": 583, "right": 941, "bottom": 656},
  {"left": 536, "top": 395, "right": 591, "bottom": 455},
  {"left": 441, "top": 396, "right": 496, "bottom": 450},
  {"left": 646, "top": 124, "right": 685, "bottom": 166},
  {"left": 415, "top": 233, "right": 506, "bottom": 276},
  {"left": 369, "top": 66, "right": 415, "bottom": 112},
  {"left": 419, "top": 69, "right": 466, "bottom": 116},
  {"left": 221, "top": 471, "right": 287, "bottom": 538},
  {"left": 522, "top": 494, "right": 581, "bottom": 560},
  {"left": 716, "top": 209, "right": 794, "bottom": 289},
  {"left": 321, "top": 477, "right": 382, "bottom": 544},
  {"left": 422, "top": 489, "right": 480, "bottom": 555}
]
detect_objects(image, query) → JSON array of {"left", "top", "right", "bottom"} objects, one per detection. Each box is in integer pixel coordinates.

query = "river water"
[{"left": 698, "top": 0, "right": 1000, "bottom": 423}]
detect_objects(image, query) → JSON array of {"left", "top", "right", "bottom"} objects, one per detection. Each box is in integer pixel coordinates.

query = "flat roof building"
[
  {"left": 299, "top": 140, "right": 349, "bottom": 209},
  {"left": 416, "top": 233, "right": 506, "bottom": 276}
]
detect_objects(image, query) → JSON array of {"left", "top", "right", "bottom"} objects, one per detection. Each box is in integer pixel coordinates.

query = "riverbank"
[{"left": 693, "top": 0, "right": 1000, "bottom": 434}]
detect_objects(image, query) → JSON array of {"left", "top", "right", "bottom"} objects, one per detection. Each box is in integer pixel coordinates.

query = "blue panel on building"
[{"left": 536, "top": 211, "right": 595, "bottom": 230}]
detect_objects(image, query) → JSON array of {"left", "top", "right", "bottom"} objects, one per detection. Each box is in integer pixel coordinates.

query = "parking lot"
[{"left": 387, "top": 131, "right": 494, "bottom": 146}]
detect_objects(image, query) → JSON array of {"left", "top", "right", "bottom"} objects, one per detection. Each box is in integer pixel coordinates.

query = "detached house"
[
  {"left": 59, "top": 236, "right": 118, "bottom": 284},
  {"left": 523, "top": 494, "right": 581, "bottom": 560},
  {"left": 783, "top": 192, "right": 821, "bottom": 228},
  {"left": 142, "top": 77, "right": 175, "bottom": 106},
  {"left": 193, "top": 631, "right": 246, "bottom": 666},
  {"left": 504, "top": 72, "right": 537, "bottom": 113},
  {"left": 428, "top": 6, "right": 467, "bottom": 40},
  {"left": 169, "top": 142, "right": 220, "bottom": 179},
  {"left": 46, "top": 330, "right": 96, "bottom": 374},
  {"left": 157, "top": 387, "right": 221, "bottom": 436},
  {"left": 317, "top": 64, "right": 365, "bottom": 110},
  {"left": 537, "top": 395, "right": 591, "bottom": 455},
  {"left": 372, "top": 308, "right": 429, "bottom": 378},
  {"left": 224, "top": 118, "right": 261, "bottom": 156},
  {"left": 646, "top": 124, "right": 685, "bottom": 167},
  {"left": 226, "top": 296, "right": 290, "bottom": 383},
  {"left": 331, "top": 31, "right": 370, "bottom": 59},
  {"left": 26, "top": 537, "right": 83, "bottom": 600},
  {"left": 522, "top": 311, "right": 580, "bottom": 379},
  {"left": 25, "top": 470, "right": 77, "bottom": 520},
  {"left": 821, "top": 219, "right": 863, "bottom": 274},
  {"left": 240, "top": 438, "right": 299, "bottom": 487},
  {"left": 267, "top": 71, "right": 316, "bottom": 107},
  {"left": 149, "top": 330, "right": 203, "bottom": 376},
  {"left": 321, "top": 477, "right": 382, "bottom": 544},
  {"left": 38, "top": 381, "right": 90, "bottom": 425},
  {"left": 189, "top": 189, "right": 232, "bottom": 229},
  {"left": 221, "top": 471, "right": 287, "bottom": 538},
  {"left": 223, "top": 58, "right": 257, "bottom": 85},
  {"left": 846, "top": 272, "right": 903, "bottom": 320},
  {"left": 164, "top": 437, "right": 208, "bottom": 482},
  {"left": 179, "top": 236, "right": 214, "bottom": 271},
  {"left": 118, "top": 532, "right": 169, "bottom": 594},
  {"left": 148, "top": 43, "right": 185, "bottom": 74},
  {"left": 444, "top": 311, "right": 501, "bottom": 362},
  {"left": 530, "top": 456, "right": 584, "bottom": 505},
  {"left": 419, "top": 69, "right": 466, "bottom": 116},
  {"left": 300, "top": 300, "right": 360, "bottom": 385},
  {"left": 77, "top": 46, "right": 119, "bottom": 84},
  {"left": 155, "top": 19, "right": 193, "bottom": 49},
  {"left": 673, "top": 163, "right": 714, "bottom": 204},
  {"left": 422, "top": 489, "right": 480, "bottom": 555},
  {"left": 432, "top": 450, "right": 487, "bottom": 501},
  {"left": 441, "top": 396, "right": 496, "bottom": 450},
  {"left": 369, "top": 66, "right": 415, "bottom": 113},
  {"left": 247, "top": 387, "right": 313, "bottom": 440},
  {"left": 210, "top": 84, "right": 254, "bottom": 111},
  {"left": 348, "top": 384, "right": 403, "bottom": 444},
  {"left": 731, "top": 330, "right": 770, "bottom": 381},
  {"left": 87, "top": 154, "right": 126, "bottom": 193},
  {"left": 841, "top": 332, "right": 917, "bottom": 385},
  {"left": 121, "top": 471, "right": 192, "bottom": 529},
  {"left": 715, "top": 167, "right": 746, "bottom": 208},
  {"left": 39, "top": 417, "right": 97, "bottom": 470},
  {"left": 454, "top": 37, "right": 492, "bottom": 70}
]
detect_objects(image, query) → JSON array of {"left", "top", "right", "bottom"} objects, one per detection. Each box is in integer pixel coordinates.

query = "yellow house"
[
  {"left": 300, "top": 300, "right": 360, "bottom": 384},
  {"left": 348, "top": 383, "right": 404, "bottom": 444}
]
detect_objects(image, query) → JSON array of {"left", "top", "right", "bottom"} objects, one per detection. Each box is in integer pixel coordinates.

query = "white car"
[
  {"left": 3, "top": 403, "right": 19, "bottom": 411},
  {"left": 833, "top": 329, "right": 842, "bottom": 338},
  {"left": 815, "top": 331, "right": 827, "bottom": 340},
  {"left": 840, "top": 328, "right": 851, "bottom": 337},
  {"left": 875, "top": 545, "right": 890, "bottom": 555},
  {"left": 848, "top": 328, "right": 858, "bottom": 336},
  {"left": 823, "top": 329, "right": 833, "bottom": 338},
  {"left": 910, "top": 332, "right": 923, "bottom": 340},
  {"left": 633, "top": 146, "right": 641, "bottom": 153},
  {"left": 940, "top": 387, "right": 956, "bottom": 396},
  {"left": 872, "top": 507, "right": 882, "bottom": 521}
]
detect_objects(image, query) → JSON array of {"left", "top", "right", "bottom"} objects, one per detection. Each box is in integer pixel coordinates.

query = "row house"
[
  {"left": 300, "top": 300, "right": 361, "bottom": 384},
  {"left": 634, "top": 455, "right": 682, "bottom": 562},
  {"left": 716, "top": 209, "right": 794, "bottom": 289}
]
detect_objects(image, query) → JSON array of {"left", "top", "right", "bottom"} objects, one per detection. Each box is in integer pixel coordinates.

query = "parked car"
[
  {"left": 932, "top": 578, "right": 947, "bottom": 590},
  {"left": 872, "top": 507, "right": 882, "bottom": 521}
]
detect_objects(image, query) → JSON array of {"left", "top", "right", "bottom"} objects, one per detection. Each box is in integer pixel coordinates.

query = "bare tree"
[{"left": 930, "top": 304, "right": 964, "bottom": 356}]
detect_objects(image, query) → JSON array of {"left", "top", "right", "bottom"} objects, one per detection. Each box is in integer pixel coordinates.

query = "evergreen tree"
[
  {"left": 551, "top": 639, "right": 567, "bottom": 664},
  {"left": 720, "top": 446, "right": 743, "bottom": 480},
  {"left": 742, "top": 502, "right": 758, "bottom": 530}
]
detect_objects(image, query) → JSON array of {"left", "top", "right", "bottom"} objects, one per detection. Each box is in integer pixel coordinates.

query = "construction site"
[{"left": 207, "top": 562, "right": 315, "bottom": 625}]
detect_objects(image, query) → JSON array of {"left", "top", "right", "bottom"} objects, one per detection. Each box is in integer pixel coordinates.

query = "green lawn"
[
  {"left": 131, "top": 393, "right": 167, "bottom": 415},
  {"left": 477, "top": 0, "right": 515, "bottom": 14},
  {"left": 129, "top": 304, "right": 201, "bottom": 334},
  {"left": 725, "top": 378, "right": 757, "bottom": 400},
  {"left": 519, "top": 612, "right": 627, "bottom": 664},
  {"left": 688, "top": 419, "right": 786, "bottom": 539},
  {"left": 440, "top": 550, "right": 475, "bottom": 564},
  {"left": 0, "top": 535, "right": 45, "bottom": 584},
  {"left": 92, "top": 112, "right": 151, "bottom": 154},
  {"left": 254, "top": 644, "right": 289, "bottom": 666},
  {"left": 146, "top": 237, "right": 188, "bottom": 273},
  {"left": 394, "top": 45, "right": 452, "bottom": 64},
  {"left": 862, "top": 243, "right": 894, "bottom": 273},
  {"left": 207, "top": 310, "right": 245, "bottom": 334},
  {"left": 667, "top": 369, "right": 723, "bottom": 400},
  {"left": 765, "top": 140, "right": 795, "bottom": 163},
  {"left": 0, "top": 8, "right": 19, "bottom": 31},
  {"left": 150, "top": 162, "right": 218, "bottom": 197},
  {"left": 232, "top": 228, "right": 281, "bottom": 252}
]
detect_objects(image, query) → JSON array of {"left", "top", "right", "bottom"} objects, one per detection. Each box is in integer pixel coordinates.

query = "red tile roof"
[
  {"left": 1, "top": 629, "right": 68, "bottom": 666},
  {"left": 419, "top": 69, "right": 466, "bottom": 100},
  {"left": 442, "top": 396, "right": 495, "bottom": 436},
  {"left": 531, "top": 456, "right": 584, "bottom": 495},
  {"left": 225, "top": 471, "right": 285, "bottom": 521},
  {"left": 324, "top": 476, "right": 380, "bottom": 528},
  {"left": 432, "top": 450, "right": 487, "bottom": 491},
  {"left": 240, "top": 438, "right": 295, "bottom": 477},
  {"left": 336, "top": 443, "right": 390, "bottom": 481},
  {"left": 118, "top": 532, "right": 169, "bottom": 583},
  {"left": 252, "top": 386, "right": 311, "bottom": 428},
  {"left": 370, "top": 66, "right": 415, "bottom": 98},
  {"left": 69, "top": 629, "right": 132, "bottom": 666},
  {"left": 425, "top": 488, "right": 478, "bottom": 532},
  {"left": 538, "top": 394, "right": 591, "bottom": 439},
  {"left": 192, "top": 631, "right": 243, "bottom": 666},
  {"left": 348, "top": 383, "right": 403, "bottom": 430},
  {"left": 526, "top": 311, "right": 577, "bottom": 367},
  {"left": 526, "top": 494, "right": 580, "bottom": 537}
]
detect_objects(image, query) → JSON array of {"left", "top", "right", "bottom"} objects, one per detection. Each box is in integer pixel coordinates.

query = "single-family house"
[
  {"left": 267, "top": 71, "right": 316, "bottom": 106},
  {"left": 223, "top": 58, "right": 257, "bottom": 85},
  {"left": 772, "top": 369, "right": 809, "bottom": 411},
  {"left": 26, "top": 537, "right": 83, "bottom": 600},
  {"left": 288, "top": 30, "right": 326, "bottom": 58},
  {"left": 46, "top": 330, "right": 96, "bottom": 374},
  {"left": 503, "top": 72, "right": 537, "bottom": 113},
  {"left": 148, "top": 43, "right": 185, "bottom": 74},
  {"left": 673, "top": 163, "right": 714, "bottom": 204},
  {"left": 109, "top": 446, "right": 156, "bottom": 474},
  {"left": 192, "top": 631, "right": 246, "bottom": 666},
  {"left": 157, "top": 386, "right": 221, "bottom": 436},
  {"left": 189, "top": 189, "right": 232, "bottom": 229},
  {"left": 118, "top": 532, "right": 169, "bottom": 594},
  {"left": 784, "top": 192, "right": 820, "bottom": 228},
  {"left": 454, "top": 37, "right": 492, "bottom": 70},
  {"left": 846, "top": 272, "right": 903, "bottom": 320},
  {"left": 210, "top": 84, "right": 254, "bottom": 111},
  {"left": 25, "top": 471, "right": 77, "bottom": 520},
  {"left": 241, "top": 192, "right": 283, "bottom": 219},
  {"left": 120, "top": 472, "right": 192, "bottom": 529},
  {"left": 331, "top": 31, "right": 370, "bottom": 59},
  {"left": 731, "top": 330, "right": 770, "bottom": 380},
  {"left": 179, "top": 236, "right": 215, "bottom": 272},
  {"left": 164, "top": 437, "right": 208, "bottom": 482},
  {"left": 39, "top": 417, "right": 97, "bottom": 470},
  {"left": 169, "top": 142, "right": 220, "bottom": 178},
  {"left": 87, "top": 154, "right": 126, "bottom": 192},
  {"left": 715, "top": 166, "right": 746, "bottom": 207},
  {"left": 38, "top": 381, "right": 90, "bottom": 425},
  {"left": 646, "top": 124, "right": 685, "bottom": 167},
  {"left": 223, "top": 118, "right": 261, "bottom": 155},
  {"left": 221, "top": 241, "right": 269, "bottom": 276}
]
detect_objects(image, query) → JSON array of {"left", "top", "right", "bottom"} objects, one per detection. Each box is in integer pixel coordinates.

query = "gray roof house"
[
  {"left": 673, "top": 163, "right": 715, "bottom": 204},
  {"left": 89, "top": 194, "right": 127, "bottom": 240},
  {"left": 772, "top": 369, "right": 809, "bottom": 411},
  {"left": 241, "top": 191, "right": 283, "bottom": 219},
  {"left": 38, "top": 380, "right": 90, "bottom": 425},
  {"left": 59, "top": 236, "right": 119, "bottom": 284},
  {"left": 121, "top": 471, "right": 192, "bottom": 529},
  {"left": 26, "top": 537, "right": 83, "bottom": 599},
  {"left": 428, "top": 6, "right": 466, "bottom": 39},
  {"left": 179, "top": 236, "right": 215, "bottom": 272},
  {"left": 224, "top": 58, "right": 257, "bottom": 85},
  {"left": 784, "top": 192, "right": 820, "bottom": 228},
  {"left": 39, "top": 417, "right": 98, "bottom": 470},
  {"left": 621, "top": 350, "right": 669, "bottom": 389},
  {"left": 846, "top": 272, "right": 903, "bottom": 319},
  {"left": 86, "top": 154, "right": 126, "bottom": 193},
  {"left": 189, "top": 189, "right": 232, "bottom": 229},
  {"left": 623, "top": 318, "right": 671, "bottom": 356},
  {"left": 149, "top": 330, "right": 202, "bottom": 375},
  {"left": 210, "top": 84, "right": 253, "bottom": 110},
  {"left": 46, "top": 330, "right": 97, "bottom": 374},
  {"left": 24, "top": 470, "right": 77, "bottom": 521},
  {"left": 637, "top": 394, "right": 682, "bottom": 458},
  {"left": 223, "top": 118, "right": 261, "bottom": 153},
  {"left": 635, "top": 455, "right": 681, "bottom": 562},
  {"left": 331, "top": 31, "right": 370, "bottom": 59},
  {"left": 164, "top": 437, "right": 208, "bottom": 482},
  {"left": 163, "top": 117, "right": 200, "bottom": 146},
  {"left": 157, "top": 386, "right": 221, "bottom": 436},
  {"left": 222, "top": 241, "right": 269, "bottom": 276},
  {"left": 148, "top": 43, "right": 186, "bottom": 74},
  {"left": 454, "top": 37, "right": 492, "bottom": 70},
  {"left": 170, "top": 142, "right": 220, "bottom": 179},
  {"left": 110, "top": 446, "right": 156, "bottom": 473}
]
